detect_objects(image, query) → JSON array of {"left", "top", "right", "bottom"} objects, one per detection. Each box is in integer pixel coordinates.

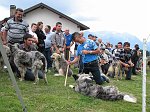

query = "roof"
[{"left": 24, "top": 3, "right": 90, "bottom": 30}]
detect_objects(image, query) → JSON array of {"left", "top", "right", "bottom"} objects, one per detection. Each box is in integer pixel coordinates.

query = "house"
[
  {"left": 9, "top": 3, "right": 89, "bottom": 33},
  {"left": 1, "top": 3, "right": 90, "bottom": 55}
]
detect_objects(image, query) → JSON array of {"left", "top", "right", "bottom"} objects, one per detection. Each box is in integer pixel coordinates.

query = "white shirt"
[
  {"left": 1, "top": 27, "right": 5, "bottom": 32},
  {"left": 29, "top": 30, "right": 38, "bottom": 39}
]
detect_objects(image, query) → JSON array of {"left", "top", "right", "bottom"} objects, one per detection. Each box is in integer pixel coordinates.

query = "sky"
[{"left": 0, "top": 0, "right": 149, "bottom": 41}]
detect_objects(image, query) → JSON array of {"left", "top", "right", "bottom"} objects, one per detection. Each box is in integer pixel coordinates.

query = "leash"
[
  {"left": 64, "top": 50, "right": 71, "bottom": 86},
  {"left": 0, "top": 38, "right": 27, "bottom": 112}
]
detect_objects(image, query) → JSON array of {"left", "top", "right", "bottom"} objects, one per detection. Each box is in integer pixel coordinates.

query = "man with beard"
[{"left": 119, "top": 42, "right": 134, "bottom": 80}]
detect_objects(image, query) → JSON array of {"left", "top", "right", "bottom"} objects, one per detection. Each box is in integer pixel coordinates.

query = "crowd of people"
[{"left": 0, "top": 8, "right": 142, "bottom": 84}]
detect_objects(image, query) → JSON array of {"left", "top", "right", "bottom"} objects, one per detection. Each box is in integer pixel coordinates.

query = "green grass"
[{"left": 0, "top": 68, "right": 150, "bottom": 112}]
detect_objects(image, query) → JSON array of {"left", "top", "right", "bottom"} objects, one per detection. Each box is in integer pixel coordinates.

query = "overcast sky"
[{"left": 0, "top": 0, "right": 149, "bottom": 41}]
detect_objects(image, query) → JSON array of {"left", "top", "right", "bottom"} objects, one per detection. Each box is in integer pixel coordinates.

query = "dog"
[
  {"left": 51, "top": 53, "right": 73, "bottom": 76},
  {"left": 70, "top": 73, "right": 137, "bottom": 103},
  {"left": 9, "top": 44, "right": 48, "bottom": 84},
  {"left": 106, "top": 60, "right": 124, "bottom": 80},
  {"left": 0, "top": 45, "right": 11, "bottom": 71}
]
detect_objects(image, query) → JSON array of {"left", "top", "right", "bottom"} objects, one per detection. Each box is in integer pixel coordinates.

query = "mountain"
[{"left": 83, "top": 31, "right": 150, "bottom": 50}]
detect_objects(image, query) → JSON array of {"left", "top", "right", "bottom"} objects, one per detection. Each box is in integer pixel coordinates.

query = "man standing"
[
  {"left": 98, "top": 38, "right": 106, "bottom": 49},
  {"left": 51, "top": 22, "right": 66, "bottom": 54},
  {"left": 29, "top": 23, "right": 38, "bottom": 44},
  {"left": 3, "top": 8, "right": 29, "bottom": 45},
  {"left": 44, "top": 25, "right": 53, "bottom": 69},
  {"left": 91, "top": 35, "right": 99, "bottom": 46},
  {"left": 69, "top": 32, "right": 109, "bottom": 85},
  {"left": 64, "top": 28, "right": 74, "bottom": 60},
  {"left": 131, "top": 44, "right": 140, "bottom": 75},
  {"left": 88, "top": 34, "right": 93, "bottom": 40}
]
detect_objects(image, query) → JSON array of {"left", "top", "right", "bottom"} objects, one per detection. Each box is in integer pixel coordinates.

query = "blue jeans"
[
  {"left": 78, "top": 56, "right": 84, "bottom": 73},
  {"left": 83, "top": 60, "right": 106, "bottom": 85},
  {"left": 44, "top": 48, "right": 52, "bottom": 69},
  {"left": 25, "top": 69, "right": 43, "bottom": 81},
  {"left": 125, "top": 67, "right": 132, "bottom": 80}
]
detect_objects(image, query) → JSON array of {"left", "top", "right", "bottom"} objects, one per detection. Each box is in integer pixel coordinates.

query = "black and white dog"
[
  {"left": 9, "top": 44, "right": 48, "bottom": 84},
  {"left": 70, "top": 74, "right": 137, "bottom": 103}
]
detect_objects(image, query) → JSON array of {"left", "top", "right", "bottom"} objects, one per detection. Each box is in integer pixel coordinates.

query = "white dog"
[
  {"left": 51, "top": 53, "right": 73, "bottom": 76},
  {"left": 9, "top": 44, "right": 48, "bottom": 84}
]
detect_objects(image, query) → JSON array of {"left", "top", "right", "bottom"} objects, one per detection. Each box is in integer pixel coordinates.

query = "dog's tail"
[
  {"left": 35, "top": 52, "right": 47, "bottom": 73},
  {"left": 41, "top": 56, "right": 47, "bottom": 73}
]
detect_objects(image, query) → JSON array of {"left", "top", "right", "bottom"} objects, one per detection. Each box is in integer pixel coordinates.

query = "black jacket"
[{"left": 35, "top": 29, "right": 46, "bottom": 52}]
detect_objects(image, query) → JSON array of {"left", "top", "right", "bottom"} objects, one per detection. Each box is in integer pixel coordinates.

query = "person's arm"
[
  {"left": 66, "top": 41, "right": 74, "bottom": 49},
  {"left": 25, "top": 23, "right": 29, "bottom": 33},
  {"left": 32, "top": 37, "right": 38, "bottom": 44},
  {"left": 70, "top": 41, "right": 74, "bottom": 47},
  {"left": 119, "top": 60, "right": 130, "bottom": 68},
  {"left": 2, "top": 30, "right": 7, "bottom": 45},
  {"left": 3, "top": 21, "right": 10, "bottom": 45},
  {"left": 69, "top": 56, "right": 79, "bottom": 65},
  {"left": 82, "top": 40, "right": 100, "bottom": 54},
  {"left": 62, "top": 35, "right": 66, "bottom": 52},
  {"left": 82, "top": 48, "right": 100, "bottom": 54},
  {"left": 128, "top": 59, "right": 134, "bottom": 67},
  {"left": 0, "top": 31, "right": 2, "bottom": 38},
  {"left": 53, "top": 44, "right": 60, "bottom": 54},
  {"left": 63, "top": 44, "right": 66, "bottom": 52}
]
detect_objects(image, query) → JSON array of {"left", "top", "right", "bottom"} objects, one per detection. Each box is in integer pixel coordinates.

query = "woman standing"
[{"left": 35, "top": 22, "right": 46, "bottom": 53}]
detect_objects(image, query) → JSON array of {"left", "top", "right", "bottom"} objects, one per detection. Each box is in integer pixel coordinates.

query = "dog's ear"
[
  {"left": 72, "top": 74, "right": 79, "bottom": 81},
  {"left": 14, "top": 43, "right": 20, "bottom": 48},
  {"left": 58, "top": 54, "right": 61, "bottom": 59}
]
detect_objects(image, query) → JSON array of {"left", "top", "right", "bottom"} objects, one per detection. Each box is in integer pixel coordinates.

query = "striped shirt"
[
  {"left": 5, "top": 18, "right": 29, "bottom": 43},
  {"left": 115, "top": 48, "right": 132, "bottom": 63}
]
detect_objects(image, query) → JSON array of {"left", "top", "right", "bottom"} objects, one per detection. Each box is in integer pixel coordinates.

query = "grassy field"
[{"left": 0, "top": 68, "right": 150, "bottom": 112}]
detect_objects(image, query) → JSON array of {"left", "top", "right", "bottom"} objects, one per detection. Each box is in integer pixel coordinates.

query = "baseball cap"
[
  {"left": 88, "top": 34, "right": 93, "bottom": 37},
  {"left": 93, "top": 36, "right": 98, "bottom": 38}
]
